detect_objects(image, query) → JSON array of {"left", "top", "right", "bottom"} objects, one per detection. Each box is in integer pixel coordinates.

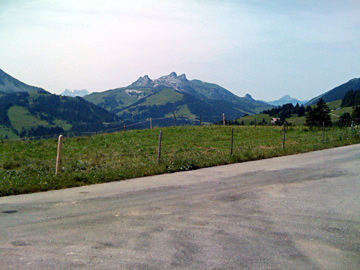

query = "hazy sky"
[{"left": 1, "top": 0, "right": 359, "bottom": 100}]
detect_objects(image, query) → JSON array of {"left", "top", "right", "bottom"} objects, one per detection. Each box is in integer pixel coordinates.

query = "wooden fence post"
[
  {"left": 157, "top": 131, "right": 163, "bottom": 164},
  {"left": 173, "top": 114, "right": 177, "bottom": 126},
  {"left": 150, "top": 118, "right": 153, "bottom": 129},
  {"left": 230, "top": 128, "right": 234, "bottom": 156},
  {"left": 282, "top": 122, "right": 286, "bottom": 150},
  {"left": 55, "top": 135, "right": 63, "bottom": 175},
  {"left": 223, "top": 113, "right": 226, "bottom": 126},
  {"left": 124, "top": 124, "right": 126, "bottom": 132}
]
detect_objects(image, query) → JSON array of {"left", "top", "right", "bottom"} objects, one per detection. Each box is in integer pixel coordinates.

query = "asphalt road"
[{"left": 1, "top": 144, "right": 360, "bottom": 269}]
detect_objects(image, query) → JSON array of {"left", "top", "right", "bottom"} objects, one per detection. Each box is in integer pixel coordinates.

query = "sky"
[{"left": 1, "top": 0, "right": 359, "bottom": 101}]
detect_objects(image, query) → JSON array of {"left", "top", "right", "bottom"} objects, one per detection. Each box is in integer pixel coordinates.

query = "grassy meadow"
[{"left": 0, "top": 125, "right": 359, "bottom": 197}]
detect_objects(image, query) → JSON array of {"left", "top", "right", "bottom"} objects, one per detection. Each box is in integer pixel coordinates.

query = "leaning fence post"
[
  {"left": 157, "top": 131, "right": 163, "bottom": 164},
  {"left": 223, "top": 113, "right": 226, "bottom": 126},
  {"left": 282, "top": 122, "right": 286, "bottom": 150},
  {"left": 322, "top": 122, "right": 325, "bottom": 144},
  {"left": 230, "top": 128, "right": 234, "bottom": 156},
  {"left": 150, "top": 118, "right": 153, "bottom": 129},
  {"left": 55, "top": 135, "right": 63, "bottom": 175}
]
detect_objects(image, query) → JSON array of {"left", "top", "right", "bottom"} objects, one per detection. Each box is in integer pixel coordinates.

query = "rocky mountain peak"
[
  {"left": 178, "top": 74, "right": 187, "bottom": 81},
  {"left": 169, "top": 72, "right": 177, "bottom": 78},
  {"left": 61, "top": 89, "right": 89, "bottom": 97},
  {"left": 130, "top": 75, "right": 153, "bottom": 87},
  {"left": 244, "top": 94, "right": 255, "bottom": 101}
]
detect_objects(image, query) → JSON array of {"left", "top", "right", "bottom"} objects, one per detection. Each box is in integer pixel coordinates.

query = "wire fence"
[
  {"left": 1, "top": 123, "right": 359, "bottom": 171},
  {"left": 1, "top": 121, "right": 360, "bottom": 197}
]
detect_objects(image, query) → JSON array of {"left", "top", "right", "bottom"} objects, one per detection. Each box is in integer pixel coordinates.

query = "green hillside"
[
  {"left": 0, "top": 91, "right": 120, "bottom": 138},
  {"left": 307, "top": 78, "right": 360, "bottom": 105},
  {"left": 0, "top": 69, "right": 121, "bottom": 138},
  {"left": 119, "top": 88, "right": 252, "bottom": 122},
  {"left": 84, "top": 87, "right": 155, "bottom": 114}
]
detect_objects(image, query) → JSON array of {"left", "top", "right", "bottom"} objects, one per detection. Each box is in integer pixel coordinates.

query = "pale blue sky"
[{"left": 1, "top": 0, "right": 359, "bottom": 100}]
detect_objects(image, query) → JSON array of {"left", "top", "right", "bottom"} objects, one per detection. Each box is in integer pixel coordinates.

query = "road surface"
[{"left": 1, "top": 144, "right": 360, "bottom": 269}]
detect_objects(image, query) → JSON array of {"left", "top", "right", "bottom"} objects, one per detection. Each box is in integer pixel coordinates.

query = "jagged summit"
[
  {"left": 130, "top": 75, "right": 154, "bottom": 88},
  {"left": 169, "top": 72, "right": 177, "bottom": 77},
  {"left": 61, "top": 89, "right": 89, "bottom": 97},
  {"left": 178, "top": 74, "right": 187, "bottom": 81}
]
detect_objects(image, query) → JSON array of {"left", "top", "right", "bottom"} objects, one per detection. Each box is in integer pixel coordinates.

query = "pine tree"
[
  {"left": 352, "top": 106, "right": 360, "bottom": 124},
  {"left": 306, "top": 98, "right": 332, "bottom": 127}
]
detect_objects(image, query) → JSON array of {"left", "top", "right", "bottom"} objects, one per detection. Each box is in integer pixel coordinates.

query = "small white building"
[{"left": 271, "top": 118, "right": 281, "bottom": 124}]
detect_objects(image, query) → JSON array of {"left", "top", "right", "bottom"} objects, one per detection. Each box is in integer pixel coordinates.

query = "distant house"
[{"left": 271, "top": 118, "right": 281, "bottom": 124}]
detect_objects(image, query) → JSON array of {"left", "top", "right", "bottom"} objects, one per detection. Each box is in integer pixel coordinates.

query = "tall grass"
[{"left": 0, "top": 125, "right": 359, "bottom": 196}]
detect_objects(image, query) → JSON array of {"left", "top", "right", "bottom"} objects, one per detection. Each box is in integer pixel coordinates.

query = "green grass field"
[
  {"left": 8, "top": 105, "right": 49, "bottom": 132},
  {"left": 1, "top": 125, "right": 359, "bottom": 197}
]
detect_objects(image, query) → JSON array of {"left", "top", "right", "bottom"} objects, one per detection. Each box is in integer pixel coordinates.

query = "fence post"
[
  {"left": 173, "top": 114, "right": 177, "bottom": 126},
  {"left": 282, "top": 122, "right": 286, "bottom": 150},
  {"left": 55, "top": 135, "right": 63, "bottom": 175},
  {"left": 230, "top": 128, "right": 234, "bottom": 156},
  {"left": 124, "top": 124, "right": 127, "bottom": 132},
  {"left": 200, "top": 115, "right": 202, "bottom": 126},
  {"left": 150, "top": 118, "right": 153, "bottom": 129},
  {"left": 322, "top": 122, "right": 325, "bottom": 144},
  {"left": 157, "top": 131, "right": 163, "bottom": 164},
  {"left": 351, "top": 121, "right": 354, "bottom": 135},
  {"left": 223, "top": 113, "right": 226, "bottom": 126}
]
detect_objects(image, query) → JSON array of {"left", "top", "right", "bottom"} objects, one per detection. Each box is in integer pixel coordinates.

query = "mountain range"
[
  {"left": 84, "top": 72, "right": 271, "bottom": 122},
  {"left": 263, "top": 95, "right": 308, "bottom": 106},
  {"left": 61, "top": 89, "right": 90, "bottom": 97},
  {"left": 1, "top": 67, "right": 358, "bottom": 139}
]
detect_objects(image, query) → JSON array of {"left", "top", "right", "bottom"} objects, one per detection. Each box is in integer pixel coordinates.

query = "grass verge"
[{"left": 0, "top": 125, "right": 359, "bottom": 197}]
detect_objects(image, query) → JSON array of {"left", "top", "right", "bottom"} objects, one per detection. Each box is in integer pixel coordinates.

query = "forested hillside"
[{"left": 0, "top": 69, "right": 119, "bottom": 139}]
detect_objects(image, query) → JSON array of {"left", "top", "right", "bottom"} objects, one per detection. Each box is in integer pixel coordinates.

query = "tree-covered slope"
[
  {"left": 0, "top": 69, "right": 120, "bottom": 138},
  {"left": 0, "top": 92, "right": 120, "bottom": 138},
  {"left": 306, "top": 78, "right": 360, "bottom": 105}
]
